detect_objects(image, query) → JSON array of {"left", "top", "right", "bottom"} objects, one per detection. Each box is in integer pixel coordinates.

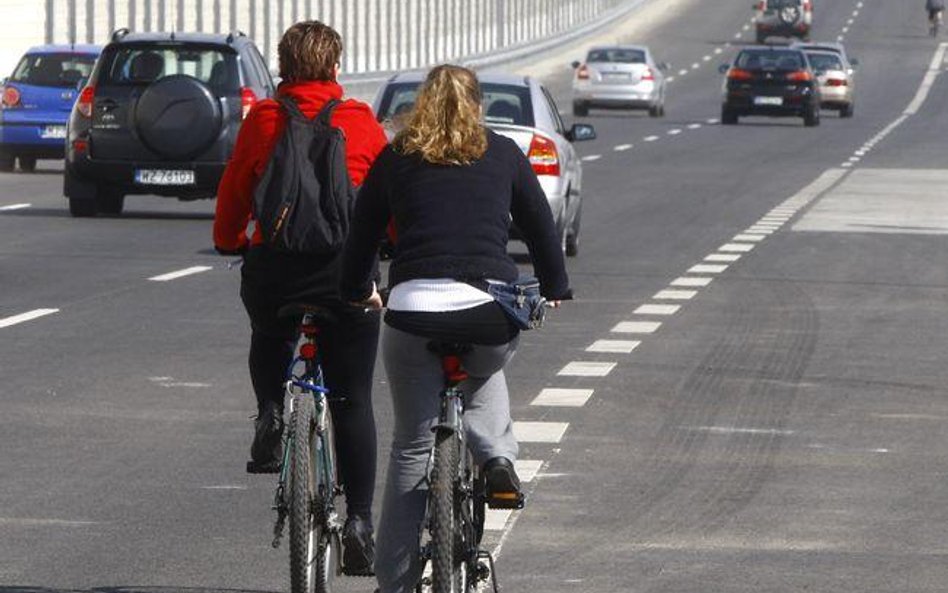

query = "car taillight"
[
  {"left": 527, "top": 134, "right": 560, "bottom": 177},
  {"left": 72, "top": 138, "right": 88, "bottom": 153},
  {"left": 802, "top": 0, "right": 811, "bottom": 11},
  {"left": 787, "top": 70, "right": 813, "bottom": 82},
  {"left": 240, "top": 87, "right": 257, "bottom": 119},
  {"left": 576, "top": 65, "right": 589, "bottom": 80},
  {"left": 642, "top": 68, "right": 655, "bottom": 81},
  {"left": 2, "top": 86, "right": 21, "bottom": 108},
  {"left": 826, "top": 78, "right": 848, "bottom": 86},
  {"left": 727, "top": 68, "right": 754, "bottom": 81},
  {"left": 77, "top": 85, "right": 95, "bottom": 118}
]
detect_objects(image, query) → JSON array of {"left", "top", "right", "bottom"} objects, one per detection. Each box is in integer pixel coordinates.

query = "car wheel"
[
  {"left": 573, "top": 101, "right": 589, "bottom": 117},
  {"left": 68, "top": 197, "right": 97, "bottom": 217},
  {"left": 721, "top": 107, "right": 738, "bottom": 125},
  {"left": 648, "top": 104, "right": 664, "bottom": 117},
  {"left": 839, "top": 103, "right": 854, "bottom": 118},
  {"left": 566, "top": 205, "right": 581, "bottom": 258},
  {"left": 96, "top": 191, "right": 125, "bottom": 216},
  {"left": 18, "top": 156, "right": 37, "bottom": 173},
  {"left": 0, "top": 152, "right": 15, "bottom": 172},
  {"left": 804, "top": 105, "right": 821, "bottom": 127}
]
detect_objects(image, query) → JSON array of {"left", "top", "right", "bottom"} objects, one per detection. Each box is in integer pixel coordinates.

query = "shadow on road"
[{"left": 0, "top": 587, "right": 280, "bottom": 593}]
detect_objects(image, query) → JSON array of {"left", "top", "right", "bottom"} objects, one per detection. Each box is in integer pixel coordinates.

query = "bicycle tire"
[
  {"left": 313, "top": 409, "right": 339, "bottom": 592},
  {"left": 430, "top": 428, "right": 466, "bottom": 593},
  {"left": 288, "top": 394, "right": 322, "bottom": 593}
]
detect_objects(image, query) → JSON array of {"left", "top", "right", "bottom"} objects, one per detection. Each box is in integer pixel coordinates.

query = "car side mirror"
[
  {"left": 718, "top": 64, "right": 730, "bottom": 74},
  {"left": 571, "top": 60, "right": 581, "bottom": 69},
  {"left": 75, "top": 76, "right": 88, "bottom": 91},
  {"left": 567, "top": 123, "right": 596, "bottom": 142}
]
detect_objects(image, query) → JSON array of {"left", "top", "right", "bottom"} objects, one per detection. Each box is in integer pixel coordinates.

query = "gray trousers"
[{"left": 375, "top": 325, "right": 519, "bottom": 593}]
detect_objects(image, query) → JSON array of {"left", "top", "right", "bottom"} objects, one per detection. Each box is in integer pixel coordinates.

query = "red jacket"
[{"left": 213, "top": 80, "right": 388, "bottom": 252}]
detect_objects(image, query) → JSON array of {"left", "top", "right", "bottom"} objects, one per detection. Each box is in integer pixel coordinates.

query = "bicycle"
[
  {"left": 254, "top": 304, "right": 343, "bottom": 593},
  {"left": 415, "top": 342, "right": 524, "bottom": 593}
]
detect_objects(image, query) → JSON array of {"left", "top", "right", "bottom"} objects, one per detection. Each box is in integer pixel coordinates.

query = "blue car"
[{"left": 0, "top": 44, "right": 101, "bottom": 172}]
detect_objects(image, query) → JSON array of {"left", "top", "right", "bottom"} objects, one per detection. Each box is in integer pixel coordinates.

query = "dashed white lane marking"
[
  {"left": 706, "top": 118, "right": 720, "bottom": 124},
  {"left": 837, "top": 35, "right": 845, "bottom": 42},
  {"left": 0, "top": 203, "right": 31, "bottom": 211},
  {"left": 846, "top": 18, "right": 854, "bottom": 25},
  {"left": 644, "top": 135, "right": 660, "bottom": 142},
  {"left": 702, "top": 55, "right": 711, "bottom": 62},
  {"left": 691, "top": 62, "right": 700, "bottom": 69},
  {"left": 840, "top": 162, "right": 853, "bottom": 168},
  {"left": 671, "top": 276, "right": 712, "bottom": 287},
  {"left": 689, "top": 263, "right": 729, "bottom": 273},
  {"left": 516, "top": 459, "right": 543, "bottom": 482},
  {"left": 704, "top": 253, "right": 741, "bottom": 263},
  {"left": 666, "top": 76, "right": 676, "bottom": 83},
  {"left": 0, "top": 517, "right": 100, "bottom": 526},
  {"left": 531, "top": 388, "right": 596, "bottom": 406},
  {"left": 201, "top": 485, "right": 248, "bottom": 490},
  {"left": 148, "top": 266, "right": 213, "bottom": 282},
  {"left": 733, "top": 234, "right": 766, "bottom": 242},
  {"left": 719, "top": 243, "right": 755, "bottom": 253},
  {"left": 614, "top": 144, "right": 633, "bottom": 151},
  {"left": 653, "top": 289, "right": 697, "bottom": 300},
  {"left": 513, "top": 421, "right": 570, "bottom": 442},
  {"left": 611, "top": 320, "right": 662, "bottom": 334},
  {"left": 714, "top": 47, "right": 724, "bottom": 55},
  {"left": 668, "top": 129, "right": 682, "bottom": 136},
  {"left": 742, "top": 23, "right": 750, "bottom": 31},
  {"left": 687, "top": 425, "right": 795, "bottom": 436},
  {"left": 687, "top": 123, "right": 702, "bottom": 130},
  {"left": 0, "top": 308, "right": 59, "bottom": 329},
  {"left": 747, "top": 228, "right": 774, "bottom": 235},
  {"left": 581, "top": 154, "right": 602, "bottom": 162},
  {"left": 848, "top": 156, "right": 861, "bottom": 163},
  {"left": 678, "top": 68, "right": 688, "bottom": 76},
  {"left": 841, "top": 26, "right": 849, "bottom": 33},
  {"left": 586, "top": 339, "right": 641, "bottom": 353},
  {"left": 634, "top": 303, "right": 681, "bottom": 315},
  {"left": 557, "top": 361, "right": 616, "bottom": 377}
]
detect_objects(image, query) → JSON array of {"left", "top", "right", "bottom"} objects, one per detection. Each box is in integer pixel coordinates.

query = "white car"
[
  {"left": 373, "top": 71, "right": 596, "bottom": 257},
  {"left": 571, "top": 45, "right": 668, "bottom": 117}
]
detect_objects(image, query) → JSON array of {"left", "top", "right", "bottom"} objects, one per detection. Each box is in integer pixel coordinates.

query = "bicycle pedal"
[
  {"left": 246, "top": 460, "right": 281, "bottom": 474},
  {"left": 487, "top": 491, "right": 525, "bottom": 510}
]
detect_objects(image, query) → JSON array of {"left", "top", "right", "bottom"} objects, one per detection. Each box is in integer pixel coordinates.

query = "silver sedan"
[
  {"left": 372, "top": 71, "right": 596, "bottom": 257},
  {"left": 570, "top": 45, "right": 668, "bottom": 117},
  {"left": 803, "top": 49, "right": 856, "bottom": 117}
]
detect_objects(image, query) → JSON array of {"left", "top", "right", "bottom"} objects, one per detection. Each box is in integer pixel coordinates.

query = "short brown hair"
[
  {"left": 278, "top": 21, "right": 342, "bottom": 82},
  {"left": 394, "top": 64, "right": 487, "bottom": 166}
]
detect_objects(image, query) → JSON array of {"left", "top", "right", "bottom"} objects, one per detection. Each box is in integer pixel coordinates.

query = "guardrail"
[{"left": 40, "top": 0, "right": 647, "bottom": 74}]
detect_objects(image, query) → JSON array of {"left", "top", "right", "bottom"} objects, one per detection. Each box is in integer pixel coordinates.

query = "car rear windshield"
[
  {"left": 9, "top": 53, "right": 97, "bottom": 87},
  {"left": 736, "top": 50, "right": 806, "bottom": 70},
  {"left": 99, "top": 44, "right": 239, "bottom": 92},
  {"left": 587, "top": 48, "right": 646, "bottom": 64},
  {"left": 807, "top": 53, "right": 844, "bottom": 71},
  {"left": 378, "top": 82, "right": 535, "bottom": 127},
  {"left": 766, "top": 0, "right": 801, "bottom": 8}
]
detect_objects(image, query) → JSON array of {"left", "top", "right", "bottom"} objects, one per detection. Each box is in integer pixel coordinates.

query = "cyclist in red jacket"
[{"left": 213, "top": 21, "right": 388, "bottom": 576}]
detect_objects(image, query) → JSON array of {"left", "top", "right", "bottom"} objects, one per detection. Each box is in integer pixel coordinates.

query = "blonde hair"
[{"left": 394, "top": 64, "right": 488, "bottom": 165}]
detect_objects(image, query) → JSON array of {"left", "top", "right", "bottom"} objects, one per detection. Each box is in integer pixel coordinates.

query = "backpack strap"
[
  {"left": 276, "top": 95, "right": 307, "bottom": 120},
  {"left": 315, "top": 98, "right": 340, "bottom": 127}
]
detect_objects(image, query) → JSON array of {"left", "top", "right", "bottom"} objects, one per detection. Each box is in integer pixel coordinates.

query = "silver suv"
[{"left": 755, "top": 0, "right": 813, "bottom": 43}]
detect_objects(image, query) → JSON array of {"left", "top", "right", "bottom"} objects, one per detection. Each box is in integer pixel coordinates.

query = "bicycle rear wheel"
[
  {"left": 288, "top": 394, "right": 335, "bottom": 593},
  {"left": 429, "top": 428, "right": 470, "bottom": 593},
  {"left": 313, "top": 409, "right": 340, "bottom": 592}
]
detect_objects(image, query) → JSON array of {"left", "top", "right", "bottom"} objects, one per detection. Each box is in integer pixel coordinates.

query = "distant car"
[
  {"left": 374, "top": 71, "right": 596, "bottom": 256},
  {"left": 801, "top": 49, "right": 855, "bottom": 117},
  {"left": 755, "top": 0, "right": 813, "bottom": 43},
  {"left": 792, "top": 41, "right": 858, "bottom": 67},
  {"left": 64, "top": 30, "right": 275, "bottom": 217},
  {"left": 0, "top": 44, "right": 102, "bottom": 172},
  {"left": 720, "top": 46, "right": 821, "bottom": 126},
  {"left": 570, "top": 45, "right": 668, "bottom": 117}
]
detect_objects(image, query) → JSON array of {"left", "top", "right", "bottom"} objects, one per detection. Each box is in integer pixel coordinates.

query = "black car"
[
  {"left": 720, "top": 47, "right": 821, "bottom": 127},
  {"left": 64, "top": 30, "right": 275, "bottom": 217}
]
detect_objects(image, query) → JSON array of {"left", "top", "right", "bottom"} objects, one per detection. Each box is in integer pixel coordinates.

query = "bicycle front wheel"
[
  {"left": 288, "top": 394, "right": 333, "bottom": 593},
  {"left": 429, "top": 429, "right": 469, "bottom": 593}
]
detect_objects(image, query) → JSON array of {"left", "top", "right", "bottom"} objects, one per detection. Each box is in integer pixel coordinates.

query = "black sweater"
[{"left": 340, "top": 130, "right": 572, "bottom": 302}]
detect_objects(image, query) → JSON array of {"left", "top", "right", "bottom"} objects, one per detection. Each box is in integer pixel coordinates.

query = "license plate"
[
  {"left": 754, "top": 96, "right": 783, "bottom": 106},
  {"left": 135, "top": 169, "right": 196, "bottom": 185},
  {"left": 40, "top": 125, "right": 67, "bottom": 139},
  {"left": 602, "top": 72, "right": 631, "bottom": 81}
]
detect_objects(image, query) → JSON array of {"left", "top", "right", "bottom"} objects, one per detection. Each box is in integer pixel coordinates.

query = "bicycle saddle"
[
  {"left": 426, "top": 341, "right": 473, "bottom": 357},
  {"left": 277, "top": 303, "right": 338, "bottom": 326}
]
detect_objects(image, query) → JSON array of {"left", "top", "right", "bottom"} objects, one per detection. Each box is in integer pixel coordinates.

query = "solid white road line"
[
  {"left": 689, "top": 263, "right": 728, "bottom": 273},
  {"left": 634, "top": 303, "right": 681, "bottom": 315},
  {"left": 611, "top": 320, "right": 662, "bottom": 334},
  {"left": 0, "top": 308, "right": 59, "bottom": 329},
  {"left": 671, "top": 276, "right": 712, "bottom": 287},
  {"left": 484, "top": 509, "right": 514, "bottom": 531},
  {"left": 513, "top": 421, "right": 570, "bottom": 442},
  {"left": 906, "top": 44, "right": 948, "bottom": 114},
  {"left": 0, "top": 203, "right": 31, "bottom": 211},
  {"left": 148, "top": 266, "right": 214, "bottom": 282},
  {"left": 704, "top": 254, "right": 741, "bottom": 263},
  {"left": 586, "top": 339, "right": 641, "bottom": 354},
  {"left": 516, "top": 459, "right": 543, "bottom": 482},
  {"left": 653, "top": 289, "right": 697, "bottom": 300},
  {"left": 558, "top": 361, "right": 617, "bottom": 376},
  {"left": 531, "top": 388, "right": 596, "bottom": 406}
]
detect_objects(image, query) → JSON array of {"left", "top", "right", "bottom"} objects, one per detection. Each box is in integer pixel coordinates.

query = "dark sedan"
[{"left": 720, "top": 47, "right": 821, "bottom": 126}]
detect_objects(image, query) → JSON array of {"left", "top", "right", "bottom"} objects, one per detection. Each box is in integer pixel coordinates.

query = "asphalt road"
[{"left": 3, "top": 1, "right": 948, "bottom": 592}]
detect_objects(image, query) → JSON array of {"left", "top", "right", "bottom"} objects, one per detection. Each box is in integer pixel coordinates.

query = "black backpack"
[{"left": 252, "top": 96, "right": 353, "bottom": 254}]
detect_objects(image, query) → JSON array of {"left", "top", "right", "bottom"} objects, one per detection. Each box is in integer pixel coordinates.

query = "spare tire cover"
[{"left": 135, "top": 74, "right": 222, "bottom": 160}]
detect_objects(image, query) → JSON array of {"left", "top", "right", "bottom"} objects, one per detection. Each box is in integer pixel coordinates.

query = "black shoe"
[
  {"left": 247, "top": 403, "right": 283, "bottom": 474},
  {"left": 484, "top": 457, "right": 524, "bottom": 509},
  {"left": 341, "top": 514, "right": 375, "bottom": 576}
]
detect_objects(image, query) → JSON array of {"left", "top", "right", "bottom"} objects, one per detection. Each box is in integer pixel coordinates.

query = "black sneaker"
[
  {"left": 484, "top": 457, "right": 525, "bottom": 509},
  {"left": 341, "top": 514, "right": 375, "bottom": 576},
  {"left": 246, "top": 403, "right": 283, "bottom": 474}
]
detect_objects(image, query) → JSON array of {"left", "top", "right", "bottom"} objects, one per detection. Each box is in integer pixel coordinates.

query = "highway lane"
[{"left": 3, "top": 0, "right": 948, "bottom": 591}]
